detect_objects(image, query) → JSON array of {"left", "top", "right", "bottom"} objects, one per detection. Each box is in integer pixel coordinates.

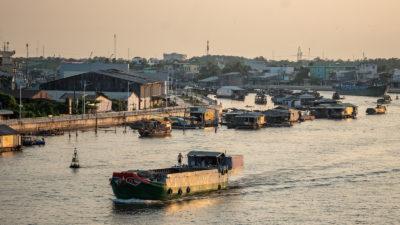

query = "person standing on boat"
[{"left": 178, "top": 153, "right": 183, "bottom": 166}]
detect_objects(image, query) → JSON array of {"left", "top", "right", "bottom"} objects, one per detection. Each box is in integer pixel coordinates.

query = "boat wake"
[{"left": 112, "top": 198, "right": 162, "bottom": 205}]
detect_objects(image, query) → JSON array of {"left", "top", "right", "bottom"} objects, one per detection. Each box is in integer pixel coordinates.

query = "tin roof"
[
  {"left": 0, "top": 124, "right": 18, "bottom": 135},
  {"left": 187, "top": 151, "right": 225, "bottom": 157}
]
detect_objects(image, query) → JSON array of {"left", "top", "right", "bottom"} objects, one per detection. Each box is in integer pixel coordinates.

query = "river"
[{"left": 1, "top": 92, "right": 400, "bottom": 224}]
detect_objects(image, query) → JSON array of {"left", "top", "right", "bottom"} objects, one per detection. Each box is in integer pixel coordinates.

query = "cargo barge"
[{"left": 110, "top": 151, "right": 243, "bottom": 200}]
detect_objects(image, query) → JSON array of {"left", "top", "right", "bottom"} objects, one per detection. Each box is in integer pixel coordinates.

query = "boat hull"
[
  {"left": 334, "top": 85, "right": 388, "bottom": 97},
  {"left": 111, "top": 169, "right": 228, "bottom": 200}
]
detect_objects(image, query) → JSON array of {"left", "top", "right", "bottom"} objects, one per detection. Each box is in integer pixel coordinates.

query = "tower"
[
  {"left": 113, "top": 34, "right": 117, "bottom": 60},
  {"left": 297, "top": 46, "right": 303, "bottom": 61},
  {"left": 206, "top": 40, "right": 209, "bottom": 55}
]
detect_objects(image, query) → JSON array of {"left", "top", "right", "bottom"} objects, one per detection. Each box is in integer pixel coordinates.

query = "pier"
[{"left": 1, "top": 107, "right": 187, "bottom": 134}]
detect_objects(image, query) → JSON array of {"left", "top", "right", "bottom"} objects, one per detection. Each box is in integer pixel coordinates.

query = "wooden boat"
[
  {"left": 70, "top": 148, "right": 80, "bottom": 168},
  {"left": 138, "top": 118, "right": 172, "bottom": 137},
  {"left": 366, "top": 105, "right": 386, "bottom": 115},
  {"left": 110, "top": 151, "right": 243, "bottom": 200}
]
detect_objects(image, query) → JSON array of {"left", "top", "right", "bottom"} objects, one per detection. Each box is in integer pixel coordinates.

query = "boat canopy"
[{"left": 187, "top": 151, "right": 225, "bottom": 158}]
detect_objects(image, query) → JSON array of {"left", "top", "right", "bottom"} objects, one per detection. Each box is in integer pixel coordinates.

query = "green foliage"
[
  {"left": 21, "top": 99, "right": 67, "bottom": 117},
  {"left": 222, "top": 61, "right": 250, "bottom": 75},
  {"left": 198, "top": 61, "right": 221, "bottom": 80},
  {"left": 291, "top": 67, "right": 310, "bottom": 84},
  {"left": 0, "top": 92, "right": 18, "bottom": 111},
  {"left": 112, "top": 99, "right": 127, "bottom": 111}
]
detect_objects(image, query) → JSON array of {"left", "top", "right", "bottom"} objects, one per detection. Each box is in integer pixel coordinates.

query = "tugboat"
[
  {"left": 110, "top": 150, "right": 243, "bottom": 200},
  {"left": 366, "top": 105, "right": 387, "bottom": 115},
  {"left": 138, "top": 118, "right": 172, "bottom": 137},
  {"left": 70, "top": 148, "right": 80, "bottom": 168}
]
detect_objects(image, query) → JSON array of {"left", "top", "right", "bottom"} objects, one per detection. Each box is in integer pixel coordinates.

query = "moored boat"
[
  {"left": 366, "top": 105, "right": 386, "bottom": 115},
  {"left": 255, "top": 92, "right": 267, "bottom": 105},
  {"left": 138, "top": 118, "right": 172, "bottom": 137},
  {"left": 333, "top": 82, "right": 388, "bottom": 97},
  {"left": 377, "top": 95, "right": 392, "bottom": 104},
  {"left": 110, "top": 151, "right": 243, "bottom": 200}
]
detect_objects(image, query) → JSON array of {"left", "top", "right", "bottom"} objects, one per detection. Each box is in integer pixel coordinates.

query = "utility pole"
[
  {"left": 113, "top": 34, "right": 117, "bottom": 61},
  {"left": 165, "top": 74, "right": 169, "bottom": 108},
  {"left": 25, "top": 43, "right": 29, "bottom": 84},
  {"left": 126, "top": 81, "right": 130, "bottom": 111},
  {"left": 19, "top": 85, "right": 22, "bottom": 119},
  {"left": 82, "top": 81, "right": 87, "bottom": 115},
  {"left": 206, "top": 40, "right": 209, "bottom": 55}
]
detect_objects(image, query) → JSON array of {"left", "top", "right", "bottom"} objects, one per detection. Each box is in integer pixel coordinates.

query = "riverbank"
[
  {"left": 245, "top": 84, "right": 400, "bottom": 93},
  {"left": 1, "top": 107, "right": 186, "bottom": 134}
]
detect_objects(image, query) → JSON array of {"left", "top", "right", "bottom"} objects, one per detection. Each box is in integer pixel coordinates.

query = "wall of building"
[
  {"left": 96, "top": 96, "right": 112, "bottom": 112},
  {"left": 0, "top": 134, "right": 20, "bottom": 148}
]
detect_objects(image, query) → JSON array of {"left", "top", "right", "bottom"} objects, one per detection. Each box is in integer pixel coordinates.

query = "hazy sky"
[{"left": 1, "top": 0, "right": 399, "bottom": 60}]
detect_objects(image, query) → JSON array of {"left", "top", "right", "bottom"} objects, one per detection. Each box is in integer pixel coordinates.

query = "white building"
[
  {"left": 357, "top": 63, "right": 378, "bottom": 80},
  {"left": 182, "top": 63, "right": 200, "bottom": 74}
]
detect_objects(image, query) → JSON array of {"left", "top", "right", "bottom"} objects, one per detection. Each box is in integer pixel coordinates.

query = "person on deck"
[{"left": 177, "top": 153, "right": 183, "bottom": 166}]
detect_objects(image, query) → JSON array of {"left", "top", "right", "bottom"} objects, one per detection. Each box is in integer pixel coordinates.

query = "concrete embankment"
[{"left": 1, "top": 107, "right": 187, "bottom": 134}]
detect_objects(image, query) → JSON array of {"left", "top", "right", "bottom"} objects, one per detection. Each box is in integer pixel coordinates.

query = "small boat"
[
  {"left": 22, "top": 136, "right": 45, "bottom": 146},
  {"left": 138, "top": 118, "right": 172, "bottom": 137},
  {"left": 377, "top": 95, "right": 392, "bottom": 104},
  {"left": 396, "top": 95, "right": 399, "bottom": 100},
  {"left": 169, "top": 116, "right": 197, "bottom": 129},
  {"left": 70, "top": 148, "right": 80, "bottom": 168},
  {"left": 366, "top": 105, "right": 386, "bottom": 115},
  {"left": 110, "top": 150, "right": 243, "bottom": 200}
]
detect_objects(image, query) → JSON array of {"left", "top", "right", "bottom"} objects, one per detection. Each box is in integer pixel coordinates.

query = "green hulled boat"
[{"left": 110, "top": 151, "right": 243, "bottom": 200}]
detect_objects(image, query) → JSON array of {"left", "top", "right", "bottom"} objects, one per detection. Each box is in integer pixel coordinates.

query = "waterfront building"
[
  {"left": 308, "top": 64, "right": 357, "bottom": 80},
  {"left": 40, "top": 69, "right": 166, "bottom": 110},
  {"left": 0, "top": 124, "right": 21, "bottom": 152},
  {"left": 392, "top": 69, "right": 400, "bottom": 88}
]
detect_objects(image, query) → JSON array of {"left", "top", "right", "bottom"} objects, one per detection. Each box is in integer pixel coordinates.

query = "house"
[
  {"left": 0, "top": 124, "right": 21, "bottom": 152},
  {"left": 219, "top": 72, "right": 244, "bottom": 86},
  {"left": 392, "top": 69, "right": 400, "bottom": 88},
  {"left": 57, "top": 62, "right": 130, "bottom": 78},
  {"left": 357, "top": 63, "right": 378, "bottom": 80},
  {"left": 216, "top": 86, "right": 246, "bottom": 100},
  {"left": 40, "top": 69, "right": 166, "bottom": 110},
  {"left": 60, "top": 92, "right": 112, "bottom": 113},
  {"left": 308, "top": 64, "right": 357, "bottom": 80},
  {"left": 0, "top": 109, "right": 13, "bottom": 120}
]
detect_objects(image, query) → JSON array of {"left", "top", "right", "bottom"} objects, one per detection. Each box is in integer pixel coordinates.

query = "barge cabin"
[
  {"left": 232, "top": 112, "right": 266, "bottom": 129},
  {"left": 189, "top": 106, "right": 217, "bottom": 127},
  {"left": 0, "top": 125, "right": 21, "bottom": 152}
]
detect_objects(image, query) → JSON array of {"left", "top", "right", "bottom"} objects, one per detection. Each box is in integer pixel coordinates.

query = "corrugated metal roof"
[
  {"left": 0, "top": 124, "right": 18, "bottom": 135},
  {"left": 187, "top": 151, "right": 224, "bottom": 157}
]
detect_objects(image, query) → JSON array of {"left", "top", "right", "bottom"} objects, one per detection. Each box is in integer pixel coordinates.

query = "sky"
[{"left": 1, "top": 0, "right": 400, "bottom": 60}]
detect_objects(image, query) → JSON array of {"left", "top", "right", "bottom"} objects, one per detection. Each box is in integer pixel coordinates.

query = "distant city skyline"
[{"left": 1, "top": 0, "right": 399, "bottom": 60}]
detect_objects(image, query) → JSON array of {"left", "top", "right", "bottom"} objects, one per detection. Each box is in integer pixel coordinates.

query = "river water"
[{"left": 1, "top": 92, "right": 400, "bottom": 225}]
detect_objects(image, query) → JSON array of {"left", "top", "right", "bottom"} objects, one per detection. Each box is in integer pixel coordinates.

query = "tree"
[
  {"left": 198, "top": 61, "right": 221, "bottom": 80},
  {"left": 222, "top": 61, "right": 250, "bottom": 75}
]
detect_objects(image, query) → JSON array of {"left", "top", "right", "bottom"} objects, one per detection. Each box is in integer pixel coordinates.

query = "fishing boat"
[
  {"left": 110, "top": 151, "right": 243, "bottom": 200},
  {"left": 333, "top": 81, "right": 388, "bottom": 97},
  {"left": 70, "top": 148, "right": 80, "bottom": 168},
  {"left": 366, "top": 105, "right": 386, "bottom": 115},
  {"left": 138, "top": 118, "right": 172, "bottom": 137}
]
